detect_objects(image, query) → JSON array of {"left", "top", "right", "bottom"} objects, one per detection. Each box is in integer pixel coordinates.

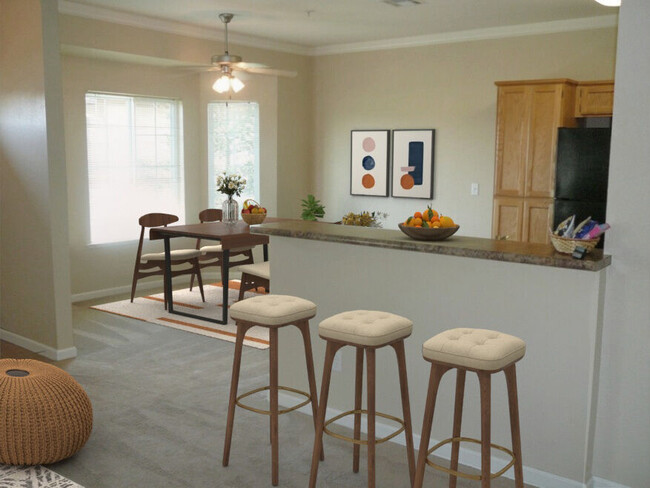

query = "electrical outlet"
[
  {"left": 471, "top": 183, "right": 479, "bottom": 196},
  {"left": 332, "top": 352, "right": 342, "bottom": 372}
]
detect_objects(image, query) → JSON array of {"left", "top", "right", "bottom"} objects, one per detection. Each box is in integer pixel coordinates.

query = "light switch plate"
[{"left": 471, "top": 183, "right": 479, "bottom": 196}]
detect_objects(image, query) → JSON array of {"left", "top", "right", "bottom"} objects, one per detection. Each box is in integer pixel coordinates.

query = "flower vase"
[{"left": 222, "top": 196, "right": 239, "bottom": 224}]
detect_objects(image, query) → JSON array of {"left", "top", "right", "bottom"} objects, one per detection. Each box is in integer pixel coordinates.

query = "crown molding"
[
  {"left": 59, "top": 1, "right": 617, "bottom": 58},
  {"left": 311, "top": 14, "right": 618, "bottom": 56},
  {"left": 58, "top": 0, "right": 312, "bottom": 56}
]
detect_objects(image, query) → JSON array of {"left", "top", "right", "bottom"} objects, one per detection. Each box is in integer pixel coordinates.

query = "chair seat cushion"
[
  {"left": 200, "top": 245, "right": 252, "bottom": 254},
  {"left": 140, "top": 249, "right": 200, "bottom": 263},
  {"left": 319, "top": 310, "right": 412, "bottom": 347},
  {"left": 238, "top": 262, "right": 270, "bottom": 280},
  {"left": 230, "top": 295, "right": 316, "bottom": 326},
  {"left": 422, "top": 328, "right": 526, "bottom": 371}
]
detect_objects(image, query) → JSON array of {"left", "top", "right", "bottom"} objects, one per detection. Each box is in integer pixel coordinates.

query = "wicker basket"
[
  {"left": 550, "top": 233, "right": 600, "bottom": 254},
  {"left": 241, "top": 199, "right": 267, "bottom": 225},
  {"left": 241, "top": 212, "right": 266, "bottom": 225}
]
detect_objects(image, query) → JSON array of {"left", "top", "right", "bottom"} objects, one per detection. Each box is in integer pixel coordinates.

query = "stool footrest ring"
[
  {"left": 235, "top": 385, "right": 311, "bottom": 415},
  {"left": 426, "top": 436, "right": 516, "bottom": 481},
  {"left": 323, "top": 409, "right": 406, "bottom": 446}
]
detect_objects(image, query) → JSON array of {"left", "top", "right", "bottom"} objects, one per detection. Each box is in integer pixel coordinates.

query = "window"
[
  {"left": 207, "top": 101, "right": 260, "bottom": 208},
  {"left": 85, "top": 93, "right": 184, "bottom": 244}
]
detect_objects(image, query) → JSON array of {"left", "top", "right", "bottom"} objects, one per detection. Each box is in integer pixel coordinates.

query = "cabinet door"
[
  {"left": 526, "top": 84, "right": 564, "bottom": 198},
  {"left": 575, "top": 82, "right": 614, "bottom": 116},
  {"left": 492, "top": 197, "right": 523, "bottom": 241},
  {"left": 494, "top": 86, "right": 529, "bottom": 197},
  {"left": 522, "top": 198, "right": 554, "bottom": 244}
]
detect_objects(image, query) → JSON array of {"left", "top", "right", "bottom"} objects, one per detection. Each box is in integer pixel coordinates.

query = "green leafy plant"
[
  {"left": 341, "top": 211, "right": 388, "bottom": 227},
  {"left": 301, "top": 194, "right": 326, "bottom": 221}
]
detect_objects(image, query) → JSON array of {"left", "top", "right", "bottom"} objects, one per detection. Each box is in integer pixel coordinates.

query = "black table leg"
[
  {"left": 263, "top": 243, "right": 269, "bottom": 262},
  {"left": 164, "top": 237, "right": 174, "bottom": 313},
  {"left": 222, "top": 249, "right": 230, "bottom": 324}
]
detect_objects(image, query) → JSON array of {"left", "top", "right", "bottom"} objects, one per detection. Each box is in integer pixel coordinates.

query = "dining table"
[{"left": 149, "top": 220, "right": 270, "bottom": 324}]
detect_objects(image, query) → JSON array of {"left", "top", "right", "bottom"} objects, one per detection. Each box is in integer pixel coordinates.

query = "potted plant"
[
  {"left": 216, "top": 172, "right": 247, "bottom": 223},
  {"left": 301, "top": 194, "right": 325, "bottom": 221}
]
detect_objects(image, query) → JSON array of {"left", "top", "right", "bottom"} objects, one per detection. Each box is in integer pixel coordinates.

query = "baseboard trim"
[
  {"left": 277, "top": 391, "right": 625, "bottom": 488},
  {"left": 0, "top": 329, "right": 77, "bottom": 360},
  {"left": 589, "top": 477, "right": 632, "bottom": 488},
  {"left": 71, "top": 272, "right": 224, "bottom": 303}
]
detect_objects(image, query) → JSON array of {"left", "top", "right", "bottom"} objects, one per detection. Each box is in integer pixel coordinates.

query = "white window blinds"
[
  {"left": 207, "top": 101, "right": 260, "bottom": 208},
  {"left": 85, "top": 93, "right": 184, "bottom": 244}
]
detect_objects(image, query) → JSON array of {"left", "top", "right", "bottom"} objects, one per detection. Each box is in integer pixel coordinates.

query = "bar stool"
[
  {"left": 413, "top": 328, "right": 526, "bottom": 488},
  {"left": 309, "top": 310, "right": 416, "bottom": 488},
  {"left": 223, "top": 294, "right": 323, "bottom": 486}
]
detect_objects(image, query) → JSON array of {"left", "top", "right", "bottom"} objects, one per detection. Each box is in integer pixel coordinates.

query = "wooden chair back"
[
  {"left": 139, "top": 213, "right": 179, "bottom": 228},
  {"left": 199, "top": 209, "right": 223, "bottom": 223}
]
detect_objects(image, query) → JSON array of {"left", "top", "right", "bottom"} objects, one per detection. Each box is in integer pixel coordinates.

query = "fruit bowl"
[
  {"left": 398, "top": 223, "right": 460, "bottom": 241},
  {"left": 241, "top": 212, "right": 266, "bottom": 225}
]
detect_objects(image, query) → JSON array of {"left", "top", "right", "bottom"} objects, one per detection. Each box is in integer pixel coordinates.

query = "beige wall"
[
  {"left": 312, "top": 28, "right": 617, "bottom": 234},
  {"left": 58, "top": 15, "right": 312, "bottom": 297},
  {"left": 594, "top": 1, "right": 650, "bottom": 486},
  {"left": 0, "top": 0, "right": 74, "bottom": 357}
]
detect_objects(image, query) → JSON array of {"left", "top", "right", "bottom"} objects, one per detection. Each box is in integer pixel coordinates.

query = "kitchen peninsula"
[{"left": 252, "top": 220, "right": 609, "bottom": 486}]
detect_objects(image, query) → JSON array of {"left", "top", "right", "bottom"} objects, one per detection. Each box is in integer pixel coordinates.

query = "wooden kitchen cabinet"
[
  {"left": 522, "top": 198, "right": 554, "bottom": 244},
  {"left": 492, "top": 79, "right": 576, "bottom": 242},
  {"left": 494, "top": 79, "right": 577, "bottom": 199},
  {"left": 575, "top": 81, "right": 615, "bottom": 117},
  {"left": 493, "top": 197, "right": 553, "bottom": 244},
  {"left": 492, "top": 196, "right": 523, "bottom": 241}
]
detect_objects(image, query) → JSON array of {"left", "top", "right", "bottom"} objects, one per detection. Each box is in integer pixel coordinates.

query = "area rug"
[
  {"left": 0, "top": 464, "right": 83, "bottom": 488},
  {"left": 91, "top": 281, "right": 269, "bottom": 349}
]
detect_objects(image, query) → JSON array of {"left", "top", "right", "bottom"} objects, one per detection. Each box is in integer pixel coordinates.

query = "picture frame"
[
  {"left": 350, "top": 130, "right": 390, "bottom": 196},
  {"left": 391, "top": 129, "right": 435, "bottom": 199}
]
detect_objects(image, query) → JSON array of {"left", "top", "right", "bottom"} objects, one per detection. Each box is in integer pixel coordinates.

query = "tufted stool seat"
[
  {"left": 422, "top": 328, "right": 526, "bottom": 371},
  {"left": 236, "top": 262, "right": 271, "bottom": 300},
  {"left": 310, "top": 311, "right": 416, "bottom": 488},
  {"left": 414, "top": 328, "right": 526, "bottom": 488},
  {"left": 223, "top": 294, "right": 322, "bottom": 486}
]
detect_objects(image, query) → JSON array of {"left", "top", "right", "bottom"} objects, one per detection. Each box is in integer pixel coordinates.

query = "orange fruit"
[
  {"left": 412, "top": 217, "right": 423, "bottom": 227},
  {"left": 423, "top": 207, "right": 438, "bottom": 221},
  {"left": 405, "top": 216, "right": 413, "bottom": 226},
  {"left": 413, "top": 211, "right": 423, "bottom": 220},
  {"left": 431, "top": 222, "right": 441, "bottom": 228},
  {"left": 430, "top": 215, "right": 440, "bottom": 223},
  {"left": 440, "top": 216, "right": 455, "bottom": 228}
]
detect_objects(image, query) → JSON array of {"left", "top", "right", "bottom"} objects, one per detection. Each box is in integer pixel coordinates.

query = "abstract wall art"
[
  {"left": 350, "top": 130, "right": 390, "bottom": 196},
  {"left": 391, "top": 129, "right": 435, "bottom": 199}
]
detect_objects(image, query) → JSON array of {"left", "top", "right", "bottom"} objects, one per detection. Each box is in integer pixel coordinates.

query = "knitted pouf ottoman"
[{"left": 0, "top": 358, "right": 93, "bottom": 465}]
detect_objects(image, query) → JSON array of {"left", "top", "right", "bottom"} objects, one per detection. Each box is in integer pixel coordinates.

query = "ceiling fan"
[{"left": 208, "top": 13, "right": 297, "bottom": 94}]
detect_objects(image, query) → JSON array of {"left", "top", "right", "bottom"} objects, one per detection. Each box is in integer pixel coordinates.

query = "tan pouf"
[
  {"left": 0, "top": 359, "right": 93, "bottom": 465},
  {"left": 309, "top": 310, "right": 416, "bottom": 488},
  {"left": 414, "top": 328, "right": 526, "bottom": 488}
]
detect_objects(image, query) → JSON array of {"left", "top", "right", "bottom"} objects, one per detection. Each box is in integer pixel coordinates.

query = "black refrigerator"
[{"left": 554, "top": 128, "right": 611, "bottom": 241}]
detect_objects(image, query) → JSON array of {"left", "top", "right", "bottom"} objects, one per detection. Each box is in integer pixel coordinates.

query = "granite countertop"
[{"left": 251, "top": 220, "right": 611, "bottom": 272}]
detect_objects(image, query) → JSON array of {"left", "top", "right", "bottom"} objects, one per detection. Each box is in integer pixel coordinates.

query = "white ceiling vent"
[{"left": 383, "top": 0, "right": 423, "bottom": 7}]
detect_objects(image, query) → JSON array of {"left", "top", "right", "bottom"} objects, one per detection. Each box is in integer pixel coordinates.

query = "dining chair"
[
  {"left": 131, "top": 213, "right": 205, "bottom": 308},
  {"left": 189, "top": 209, "right": 255, "bottom": 290}
]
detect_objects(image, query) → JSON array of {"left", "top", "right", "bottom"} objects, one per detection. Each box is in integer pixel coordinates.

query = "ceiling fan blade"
[{"left": 235, "top": 66, "right": 298, "bottom": 78}]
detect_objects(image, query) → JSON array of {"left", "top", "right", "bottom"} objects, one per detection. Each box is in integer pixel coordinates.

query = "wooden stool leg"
[
  {"left": 392, "top": 340, "right": 416, "bottom": 485},
  {"left": 505, "top": 365, "right": 524, "bottom": 488},
  {"left": 366, "top": 347, "right": 376, "bottom": 488},
  {"left": 478, "top": 371, "right": 491, "bottom": 488},
  {"left": 298, "top": 321, "right": 324, "bottom": 461},
  {"left": 449, "top": 369, "right": 466, "bottom": 488},
  {"left": 193, "top": 259, "right": 205, "bottom": 302},
  {"left": 270, "top": 327, "right": 279, "bottom": 486},
  {"left": 222, "top": 322, "right": 251, "bottom": 467},
  {"left": 309, "top": 341, "right": 342, "bottom": 488},
  {"left": 413, "top": 363, "right": 450, "bottom": 488},
  {"left": 353, "top": 346, "right": 364, "bottom": 473}
]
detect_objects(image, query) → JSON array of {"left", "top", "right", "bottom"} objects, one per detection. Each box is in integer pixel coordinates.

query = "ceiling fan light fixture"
[{"left": 212, "top": 73, "right": 245, "bottom": 94}]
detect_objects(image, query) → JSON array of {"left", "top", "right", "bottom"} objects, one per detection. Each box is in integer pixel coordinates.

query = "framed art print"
[
  {"left": 391, "top": 129, "right": 435, "bottom": 199},
  {"left": 350, "top": 130, "right": 390, "bottom": 196}
]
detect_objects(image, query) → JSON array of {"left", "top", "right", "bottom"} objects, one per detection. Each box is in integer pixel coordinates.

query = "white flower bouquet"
[{"left": 216, "top": 172, "right": 246, "bottom": 197}]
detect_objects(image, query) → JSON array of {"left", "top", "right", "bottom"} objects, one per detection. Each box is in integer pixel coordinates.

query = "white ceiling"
[{"left": 60, "top": 0, "right": 618, "bottom": 53}]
